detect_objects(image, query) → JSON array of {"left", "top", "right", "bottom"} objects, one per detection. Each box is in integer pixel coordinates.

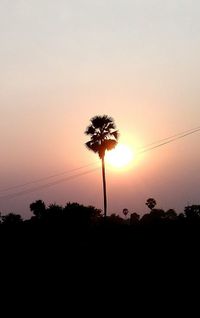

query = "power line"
[
  {"left": 0, "top": 167, "right": 99, "bottom": 200},
  {"left": 1, "top": 125, "right": 200, "bottom": 198},
  {"left": 137, "top": 127, "right": 200, "bottom": 155},
  {"left": 0, "top": 162, "right": 97, "bottom": 193},
  {"left": 137, "top": 126, "right": 200, "bottom": 151}
]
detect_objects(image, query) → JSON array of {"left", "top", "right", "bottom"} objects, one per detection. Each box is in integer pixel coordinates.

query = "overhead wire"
[
  {"left": 137, "top": 125, "right": 200, "bottom": 151},
  {"left": 137, "top": 127, "right": 200, "bottom": 155},
  {"left": 1, "top": 125, "right": 200, "bottom": 200},
  {"left": 0, "top": 167, "right": 99, "bottom": 200},
  {"left": 0, "top": 162, "right": 97, "bottom": 192}
]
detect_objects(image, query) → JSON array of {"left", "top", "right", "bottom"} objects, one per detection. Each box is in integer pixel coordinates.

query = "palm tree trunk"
[{"left": 101, "top": 156, "right": 107, "bottom": 217}]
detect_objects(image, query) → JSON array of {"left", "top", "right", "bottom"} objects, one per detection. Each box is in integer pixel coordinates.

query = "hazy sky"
[{"left": 1, "top": 0, "right": 200, "bottom": 217}]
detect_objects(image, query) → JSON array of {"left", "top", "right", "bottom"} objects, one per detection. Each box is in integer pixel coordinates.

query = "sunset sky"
[{"left": 1, "top": 0, "right": 200, "bottom": 218}]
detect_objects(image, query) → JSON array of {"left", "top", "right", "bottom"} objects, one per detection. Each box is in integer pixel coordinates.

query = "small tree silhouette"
[
  {"left": 85, "top": 115, "right": 119, "bottom": 217},
  {"left": 30, "top": 200, "right": 46, "bottom": 218},
  {"left": 123, "top": 208, "right": 129, "bottom": 218},
  {"left": 184, "top": 205, "right": 200, "bottom": 219},
  {"left": 2, "top": 213, "right": 23, "bottom": 225},
  {"left": 130, "top": 212, "right": 140, "bottom": 224},
  {"left": 146, "top": 198, "right": 157, "bottom": 211}
]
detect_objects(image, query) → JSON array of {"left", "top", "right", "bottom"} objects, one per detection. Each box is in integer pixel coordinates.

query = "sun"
[{"left": 105, "top": 144, "right": 134, "bottom": 169}]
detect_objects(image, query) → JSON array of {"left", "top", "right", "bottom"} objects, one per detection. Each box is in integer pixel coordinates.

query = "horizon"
[{"left": 1, "top": 0, "right": 200, "bottom": 218}]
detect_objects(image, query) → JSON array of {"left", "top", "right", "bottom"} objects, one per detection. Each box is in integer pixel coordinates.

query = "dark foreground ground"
[{"left": 1, "top": 205, "right": 199, "bottom": 313}]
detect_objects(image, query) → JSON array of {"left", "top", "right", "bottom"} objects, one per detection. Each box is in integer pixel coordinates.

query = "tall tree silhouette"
[{"left": 85, "top": 115, "right": 119, "bottom": 217}]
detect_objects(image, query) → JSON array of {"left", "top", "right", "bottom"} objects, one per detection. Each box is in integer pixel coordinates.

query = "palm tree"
[
  {"left": 146, "top": 198, "right": 157, "bottom": 211},
  {"left": 85, "top": 115, "right": 119, "bottom": 217}
]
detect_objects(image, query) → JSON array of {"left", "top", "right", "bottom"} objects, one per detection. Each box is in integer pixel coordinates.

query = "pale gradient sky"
[{"left": 1, "top": 0, "right": 200, "bottom": 217}]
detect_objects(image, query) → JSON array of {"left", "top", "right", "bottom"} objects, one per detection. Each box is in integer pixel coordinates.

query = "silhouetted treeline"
[
  {"left": 1, "top": 197, "right": 200, "bottom": 299},
  {"left": 1, "top": 198, "right": 200, "bottom": 227},
  {"left": 1, "top": 198, "right": 200, "bottom": 253}
]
